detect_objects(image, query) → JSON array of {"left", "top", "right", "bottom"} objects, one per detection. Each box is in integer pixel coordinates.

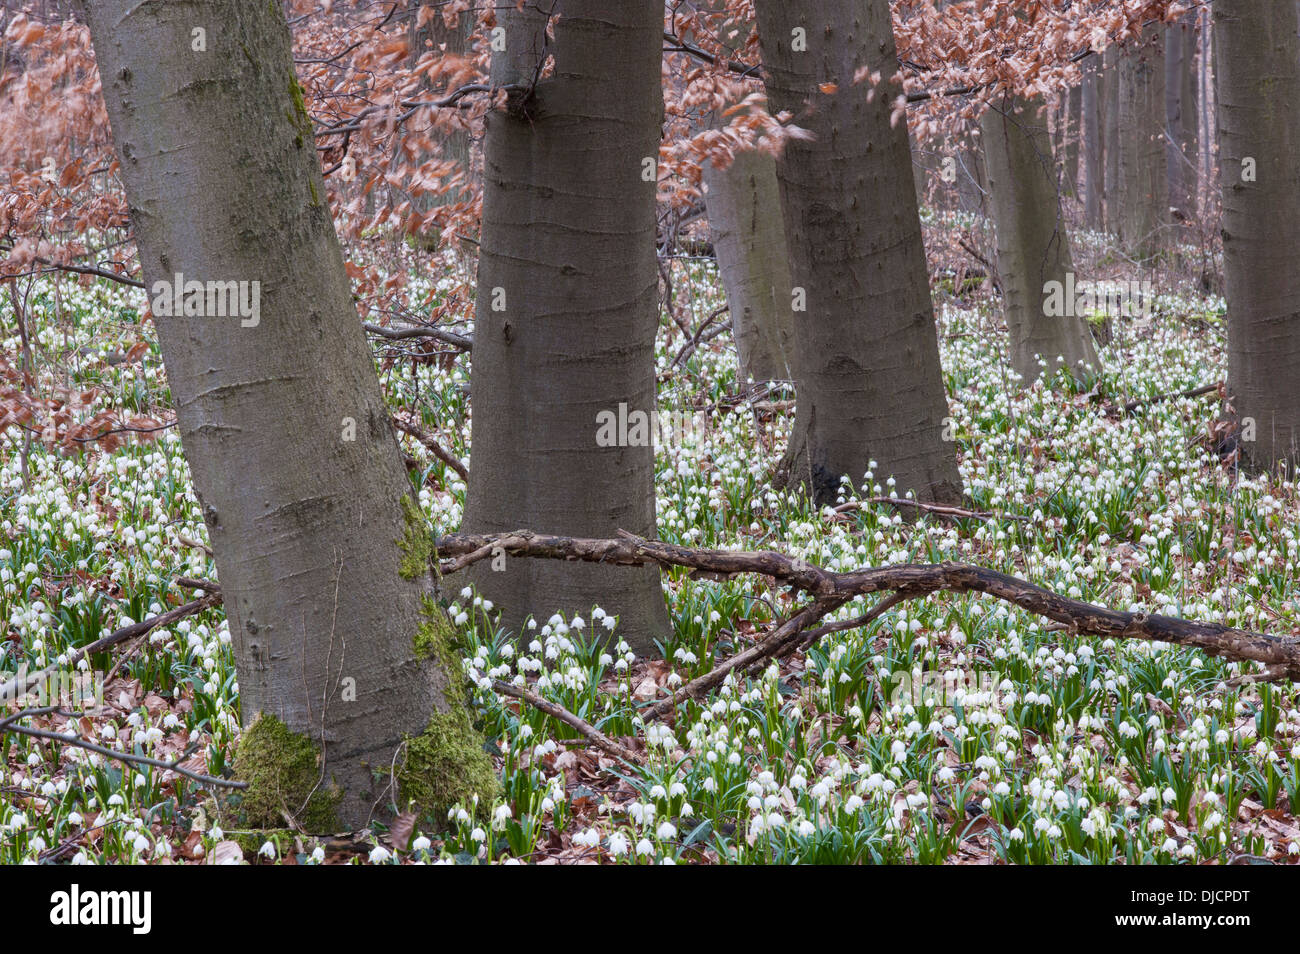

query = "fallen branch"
[
  {"left": 434, "top": 530, "right": 1300, "bottom": 686},
  {"left": 0, "top": 586, "right": 222, "bottom": 704},
  {"left": 5, "top": 722, "right": 246, "bottom": 789},
  {"left": 834, "top": 496, "right": 1031, "bottom": 523},
  {"left": 491, "top": 680, "right": 642, "bottom": 763},
  {"left": 392, "top": 414, "right": 470, "bottom": 482},
  {"left": 1122, "top": 382, "right": 1221, "bottom": 415}
]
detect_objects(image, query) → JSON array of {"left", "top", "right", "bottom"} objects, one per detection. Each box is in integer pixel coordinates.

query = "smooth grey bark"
[
  {"left": 702, "top": 148, "right": 795, "bottom": 384},
  {"left": 463, "top": 2, "right": 669, "bottom": 654},
  {"left": 80, "top": 0, "right": 480, "bottom": 827},
  {"left": 1214, "top": 0, "right": 1300, "bottom": 474},
  {"left": 1082, "top": 55, "right": 1105, "bottom": 229},
  {"left": 1118, "top": 27, "right": 1167, "bottom": 260},
  {"left": 753, "top": 0, "right": 962, "bottom": 506},
  {"left": 981, "top": 95, "right": 1099, "bottom": 383},
  {"left": 1103, "top": 45, "right": 1121, "bottom": 232}
]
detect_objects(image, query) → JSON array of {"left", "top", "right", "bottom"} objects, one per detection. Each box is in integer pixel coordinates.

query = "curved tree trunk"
[
  {"left": 753, "top": 0, "right": 962, "bottom": 506},
  {"left": 1214, "top": 0, "right": 1300, "bottom": 475},
  {"left": 981, "top": 95, "right": 1099, "bottom": 384},
  {"left": 1118, "top": 27, "right": 1167, "bottom": 261},
  {"left": 80, "top": 0, "right": 490, "bottom": 828},
  {"left": 702, "top": 149, "right": 795, "bottom": 384},
  {"left": 462, "top": 2, "right": 669, "bottom": 654}
]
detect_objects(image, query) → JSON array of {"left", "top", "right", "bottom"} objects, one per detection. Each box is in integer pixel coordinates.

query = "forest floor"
[{"left": 3, "top": 226, "right": 1299, "bottom": 864}]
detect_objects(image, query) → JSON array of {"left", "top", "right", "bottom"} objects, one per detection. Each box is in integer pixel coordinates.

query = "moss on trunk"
[{"left": 233, "top": 714, "right": 341, "bottom": 832}]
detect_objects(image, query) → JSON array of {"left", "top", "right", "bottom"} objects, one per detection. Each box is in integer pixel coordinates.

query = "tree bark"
[
  {"left": 980, "top": 95, "right": 1099, "bottom": 383},
  {"left": 462, "top": 1, "right": 670, "bottom": 654},
  {"left": 1214, "top": 0, "right": 1300, "bottom": 475},
  {"left": 753, "top": 0, "right": 962, "bottom": 506},
  {"left": 702, "top": 148, "right": 795, "bottom": 384},
  {"left": 79, "top": 0, "right": 488, "bottom": 828},
  {"left": 1118, "top": 27, "right": 1168, "bottom": 261}
]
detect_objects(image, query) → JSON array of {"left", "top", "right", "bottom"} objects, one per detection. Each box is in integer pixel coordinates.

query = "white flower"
[{"left": 368, "top": 845, "right": 392, "bottom": 863}]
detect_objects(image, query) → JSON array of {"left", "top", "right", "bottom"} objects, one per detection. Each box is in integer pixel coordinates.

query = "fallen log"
[{"left": 434, "top": 529, "right": 1300, "bottom": 682}]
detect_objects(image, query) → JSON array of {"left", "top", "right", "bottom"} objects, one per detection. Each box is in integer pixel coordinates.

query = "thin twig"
[{"left": 392, "top": 414, "right": 470, "bottom": 482}]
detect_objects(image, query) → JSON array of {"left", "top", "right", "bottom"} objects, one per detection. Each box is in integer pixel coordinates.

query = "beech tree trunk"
[
  {"left": 753, "top": 0, "right": 962, "bottom": 506},
  {"left": 1118, "top": 27, "right": 1167, "bottom": 261},
  {"left": 702, "top": 149, "right": 795, "bottom": 384},
  {"left": 462, "top": 2, "right": 670, "bottom": 653},
  {"left": 981, "top": 95, "right": 1099, "bottom": 383},
  {"left": 1082, "top": 56, "right": 1105, "bottom": 229},
  {"left": 80, "top": 0, "right": 486, "bottom": 827},
  {"left": 1214, "top": 0, "right": 1300, "bottom": 474}
]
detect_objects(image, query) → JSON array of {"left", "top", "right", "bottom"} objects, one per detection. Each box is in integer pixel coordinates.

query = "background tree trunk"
[
  {"left": 408, "top": 0, "right": 475, "bottom": 249},
  {"left": 981, "top": 95, "right": 1099, "bottom": 383},
  {"left": 1061, "top": 84, "right": 1081, "bottom": 199},
  {"left": 1214, "top": 0, "right": 1300, "bottom": 474},
  {"left": 1165, "top": 18, "right": 1199, "bottom": 224},
  {"left": 754, "top": 0, "right": 962, "bottom": 506},
  {"left": 703, "top": 149, "right": 796, "bottom": 384},
  {"left": 1179, "top": 19, "right": 1200, "bottom": 218},
  {"left": 1103, "top": 45, "right": 1121, "bottom": 233},
  {"left": 954, "top": 134, "right": 989, "bottom": 215},
  {"left": 80, "top": 0, "right": 490, "bottom": 828},
  {"left": 1118, "top": 27, "right": 1168, "bottom": 261},
  {"left": 1082, "top": 55, "right": 1105, "bottom": 229},
  {"left": 463, "top": 2, "right": 670, "bottom": 654}
]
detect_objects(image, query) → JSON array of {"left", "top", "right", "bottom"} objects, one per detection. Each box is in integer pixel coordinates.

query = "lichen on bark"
[{"left": 232, "top": 714, "right": 340, "bottom": 832}]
